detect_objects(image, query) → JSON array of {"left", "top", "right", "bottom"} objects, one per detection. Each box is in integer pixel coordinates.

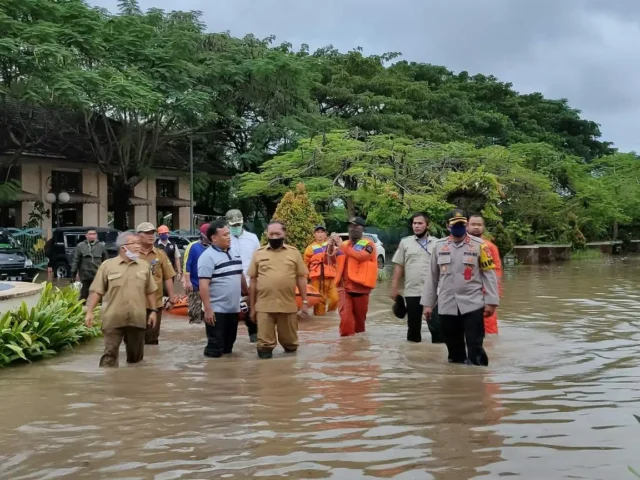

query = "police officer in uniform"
[{"left": 421, "top": 209, "right": 499, "bottom": 366}]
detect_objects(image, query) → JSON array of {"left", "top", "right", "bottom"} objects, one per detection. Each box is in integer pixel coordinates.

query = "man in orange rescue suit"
[
  {"left": 467, "top": 213, "right": 503, "bottom": 334},
  {"left": 421, "top": 209, "right": 499, "bottom": 366},
  {"left": 331, "top": 217, "right": 378, "bottom": 337},
  {"left": 304, "top": 225, "right": 339, "bottom": 316}
]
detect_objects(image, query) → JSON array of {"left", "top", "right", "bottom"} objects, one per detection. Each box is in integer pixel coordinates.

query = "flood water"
[{"left": 1, "top": 258, "right": 640, "bottom": 479}]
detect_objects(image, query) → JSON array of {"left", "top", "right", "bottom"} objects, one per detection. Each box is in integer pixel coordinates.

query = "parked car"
[
  {"left": 46, "top": 227, "right": 120, "bottom": 279},
  {"left": 338, "top": 232, "right": 386, "bottom": 268},
  {"left": 169, "top": 234, "right": 200, "bottom": 256},
  {"left": 0, "top": 228, "right": 38, "bottom": 281}
]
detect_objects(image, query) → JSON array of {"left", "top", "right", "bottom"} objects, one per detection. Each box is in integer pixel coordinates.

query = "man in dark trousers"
[
  {"left": 198, "top": 220, "right": 248, "bottom": 358},
  {"left": 71, "top": 228, "right": 109, "bottom": 301},
  {"left": 421, "top": 209, "right": 499, "bottom": 366},
  {"left": 390, "top": 212, "right": 442, "bottom": 343}
]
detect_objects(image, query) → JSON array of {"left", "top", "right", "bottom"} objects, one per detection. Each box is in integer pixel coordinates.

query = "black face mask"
[
  {"left": 268, "top": 238, "right": 284, "bottom": 250},
  {"left": 415, "top": 230, "right": 428, "bottom": 239}
]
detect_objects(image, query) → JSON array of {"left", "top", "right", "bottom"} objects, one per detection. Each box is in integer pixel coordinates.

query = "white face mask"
[{"left": 124, "top": 247, "right": 139, "bottom": 261}]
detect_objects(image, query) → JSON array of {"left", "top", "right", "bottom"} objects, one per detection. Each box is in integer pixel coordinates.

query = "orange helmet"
[{"left": 158, "top": 225, "right": 170, "bottom": 234}]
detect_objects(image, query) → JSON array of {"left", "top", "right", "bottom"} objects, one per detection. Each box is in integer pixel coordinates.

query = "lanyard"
[{"left": 415, "top": 236, "right": 431, "bottom": 255}]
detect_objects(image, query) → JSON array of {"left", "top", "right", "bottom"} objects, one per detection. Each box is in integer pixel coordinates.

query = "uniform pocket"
[
  {"left": 107, "top": 272, "right": 124, "bottom": 287},
  {"left": 437, "top": 254, "right": 451, "bottom": 274}
]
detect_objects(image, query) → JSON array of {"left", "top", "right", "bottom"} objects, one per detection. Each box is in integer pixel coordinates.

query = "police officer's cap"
[{"left": 447, "top": 209, "right": 468, "bottom": 226}]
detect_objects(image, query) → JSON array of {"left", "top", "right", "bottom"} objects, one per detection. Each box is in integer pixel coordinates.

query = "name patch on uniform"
[{"left": 438, "top": 251, "right": 451, "bottom": 256}]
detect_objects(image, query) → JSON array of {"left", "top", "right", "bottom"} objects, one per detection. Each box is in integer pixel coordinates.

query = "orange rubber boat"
[{"left": 168, "top": 285, "right": 323, "bottom": 318}]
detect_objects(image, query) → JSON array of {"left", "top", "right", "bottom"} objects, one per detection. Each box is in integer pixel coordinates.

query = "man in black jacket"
[{"left": 71, "top": 229, "right": 109, "bottom": 301}]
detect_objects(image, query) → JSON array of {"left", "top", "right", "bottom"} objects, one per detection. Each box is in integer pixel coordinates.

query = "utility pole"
[{"left": 189, "top": 135, "right": 194, "bottom": 234}]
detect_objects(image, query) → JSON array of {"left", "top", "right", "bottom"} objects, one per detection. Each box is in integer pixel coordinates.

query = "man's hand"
[
  {"left": 204, "top": 307, "right": 215, "bottom": 325},
  {"left": 300, "top": 304, "right": 309, "bottom": 318},
  {"left": 85, "top": 311, "right": 94, "bottom": 328},
  {"left": 331, "top": 234, "right": 343, "bottom": 247},
  {"left": 422, "top": 306, "right": 433, "bottom": 321},
  {"left": 148, "top": 311, "right": 157, "bottom": 329},
  {"left": 175, "top": 272, "right": 182, "bottom": 282},
  {"left": 390, "top": 286, "right": 398, "bottom": 301},
  {"left": 484, "top": 304, "right": 497, "bottom": 317},
  {"left": 164, "top": 295, "right": 177, "bottom": 310},
  {"left": 249, "top": 309, "right": 257, "bottom": 323},
  {"left": 183, "top": 279, "right": 193, "bottom": 292},
  {"left": 74, "top": 275, "right": 80, "bottom": 282}
]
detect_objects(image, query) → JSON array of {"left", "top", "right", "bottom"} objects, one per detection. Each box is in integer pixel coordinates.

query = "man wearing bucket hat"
[
  {"left": 421, "top": 209, "right": 499, "bottom": 366},
  {"left": 226, "top": 209, "right": 261, "bottom": 343}
]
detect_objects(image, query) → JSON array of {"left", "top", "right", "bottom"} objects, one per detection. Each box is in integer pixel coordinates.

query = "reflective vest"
[
  {"left": 303, "top": 242, "right": 337, "bottom": 279},
  {"left": 335, "top": 238, "right": 378, "bottom": 289},
  {"left": 156, "top": 240, "right": 177, "bottom": 265}
]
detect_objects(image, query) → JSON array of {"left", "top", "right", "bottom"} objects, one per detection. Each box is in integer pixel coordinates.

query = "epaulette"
[
  {"left": 468, "top": 235, "right": 484, "bottom": 244},
  {"left": 435, "top": 237, "right": 449, "bottom": 244}
]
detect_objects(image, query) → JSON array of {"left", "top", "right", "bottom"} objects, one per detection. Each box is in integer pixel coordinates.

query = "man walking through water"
[
  {"left": 137, "top": 222, "right": 177, "bottom": 345},
  {"left": 226, "top": 209, "right": 261, "bottom": 342},
  {"left": 85, "top": 232, "right": 158, "bottom": 367},
  {"left": 198, "top": 220, "right": 247, "bottom": 358},
  {"left": 421, "top": 209, "right": 499, "bottom": 366},
  {"left": 182, "top": 223, "right": 210, "bottom": 324},
  {"left": 467, "top": 213, "right": 503, "bottom": 334},
  {"left": 248, "top": 221, "right": 309, "bottom": 359},
  {"left": 332, "top": 217, "right": 378, "bottom": 337},
  {"left": 71, "top": 228, "right": 109, "bottom": 301},
  {"left": 390, "top": 212, "right": 442, "bottom": 343},
  {"left": 304, "top": 225, "right": 339, "bottom": 316}
]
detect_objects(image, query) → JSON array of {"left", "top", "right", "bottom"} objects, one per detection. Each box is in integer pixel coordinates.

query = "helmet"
[
  {"left": 158, "top": 225, "right": 170, "bottom": 234},
  {"left": 225, "top": 209, "right": 243, "bottom": 226}
]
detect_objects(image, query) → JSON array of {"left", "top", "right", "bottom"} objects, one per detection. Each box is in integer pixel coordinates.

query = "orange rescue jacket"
[
  {"left": 303, "top": 242, "right": 337, "bottom": 279},
  {"left": 335, "top": 238, "right": 378, "bottom": 290}
]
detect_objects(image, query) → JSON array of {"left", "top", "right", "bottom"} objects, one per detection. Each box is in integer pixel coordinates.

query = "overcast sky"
[{"left": 91, "top": 0, "right": 640, "bottom": 153}]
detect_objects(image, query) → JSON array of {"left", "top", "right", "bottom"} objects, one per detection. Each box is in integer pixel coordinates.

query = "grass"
[{"left": 570, "top": 249, "right": 604, "bottom": 261}]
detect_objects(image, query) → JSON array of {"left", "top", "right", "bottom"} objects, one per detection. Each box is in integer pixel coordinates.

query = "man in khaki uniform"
[
  {"left": 85, "top": 232, "right": 158, "bottom": 367},
  {"left": 136, "top": 222, "right": 177, "bottom": 345},
  {"left": 248, "top": 221, "right": 309, "bottom": 359},
  {"left": 421, "top": 209, "right": 499, "bottom": 366},
  {"left": 390, "top": 212, "right": 441, "bottom": 343}
]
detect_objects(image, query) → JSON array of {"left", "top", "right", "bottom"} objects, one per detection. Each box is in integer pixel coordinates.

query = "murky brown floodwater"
[{"left": 1, "top": 258, "right": 640, "bottom": 479}]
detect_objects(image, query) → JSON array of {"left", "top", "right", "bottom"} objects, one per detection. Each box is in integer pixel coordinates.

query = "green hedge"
[{"left": 0, "top": 283, "right": 101, "bottom": 367}]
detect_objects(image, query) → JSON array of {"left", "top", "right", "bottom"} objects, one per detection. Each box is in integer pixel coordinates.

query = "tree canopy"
[{"left": 1, "top": 0, "right": 637, "bottom": 244}]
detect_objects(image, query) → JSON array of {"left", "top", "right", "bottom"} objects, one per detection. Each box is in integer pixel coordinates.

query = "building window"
[{"left": 156, "top": 179, "right": 176, "bottom": 198}]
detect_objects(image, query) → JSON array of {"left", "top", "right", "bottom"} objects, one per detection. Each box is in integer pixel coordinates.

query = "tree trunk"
[
  {"left": 612, "top": 220, "right": 619, "bottom": 240},
  {"left": 112, "top": 184, "right": 133, "bottom": 231},
  {"left": 346, "top": 197, "right": 356, "bottom": 219}
]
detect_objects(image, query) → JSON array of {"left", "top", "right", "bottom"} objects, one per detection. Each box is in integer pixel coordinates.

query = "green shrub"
[{"left": 0, "top": 283, "right": 101, "bottom": 367}]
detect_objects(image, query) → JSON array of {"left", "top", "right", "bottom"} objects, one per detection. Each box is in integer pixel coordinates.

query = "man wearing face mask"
[
  {"left": 155, "top": 225, "right": 182, "bottom": 282},
  {"left": 331, "top": 217, "right": 378, "bottom": 337},
  {"left": 248, "top": 221, "right": 309, "bottom": 359},
  {"left": 85, "top": 232, "right": 158, "bottom": 367},
  {"left": 71, "top": 228, "right": 109, "bottom": 301},
  {"left": 390, "top": 212, "right": 442, "bottom": 343},
  {"left": 421, "top": 209, "right": 499, "bottom": 366},
  {"left": 226, "top": 209, "right": 261, "bottom": 342},
  {"left": 183, "top": 223, "right": 210, "bottom": 324}
]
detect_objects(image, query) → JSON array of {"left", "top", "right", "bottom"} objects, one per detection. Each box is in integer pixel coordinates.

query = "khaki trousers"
[
  {"left": 256, "top": 312, "right": 298, "bottom": 353},
  {"left": 100, "top": 327, "right": 146, "bottom": 367}
]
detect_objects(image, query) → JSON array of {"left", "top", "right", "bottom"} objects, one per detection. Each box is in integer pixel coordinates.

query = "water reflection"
[{"left": 0, "top": 258, "right": 639, "bottom": 479}]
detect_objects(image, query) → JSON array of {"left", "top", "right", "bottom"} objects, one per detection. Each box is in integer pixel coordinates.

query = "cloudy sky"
[{"left": 91, "top": 0, "right": 640, "bottom": 152}]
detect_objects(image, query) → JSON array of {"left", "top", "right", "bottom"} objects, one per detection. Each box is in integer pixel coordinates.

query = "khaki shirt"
[
  {"left": 247, "top": 244, "right": 308, "bottom": 313},
  {"left": 421, "top": 234, "right": 500, "bottom": 315},
  {"left": 139, "top": 247, "right": 176, "bottom": 308},
  {"left": 90, "top": 257, "right": 157, "bottom": 330},
  {"left": 391, "top": 235, "right": 438, "bottom": 297}
]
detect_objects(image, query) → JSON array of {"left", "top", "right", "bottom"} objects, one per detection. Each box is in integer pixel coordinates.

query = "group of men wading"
[{"left": 78, "top": 207, "right": 501, "bottom": 368}]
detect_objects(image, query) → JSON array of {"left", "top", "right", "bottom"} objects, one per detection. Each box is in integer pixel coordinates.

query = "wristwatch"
[
  {"left": 302, "top": 300, "right": 309, "bottom": 305},
  {"left": 147, "top": 308, "right": 158, "bottom": 313}
]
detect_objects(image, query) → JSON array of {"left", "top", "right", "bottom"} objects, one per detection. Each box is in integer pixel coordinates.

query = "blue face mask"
[
  {"left": 449, "top": 223, "right": 467, "bottom": 238},
  {"left": 159, "top": 234, "right": 169, "bottom": 241}
]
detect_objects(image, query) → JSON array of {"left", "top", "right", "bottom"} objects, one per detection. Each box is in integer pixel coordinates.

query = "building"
[{"left": 0, "top": 99, "right": 230, "bottom": 233}]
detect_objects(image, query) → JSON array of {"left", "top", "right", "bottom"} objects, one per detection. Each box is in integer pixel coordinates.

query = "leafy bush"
[
  {"left": 264, "top": 183, "right": 324, "bottom": 252},
  {"left": 0, "top": 283, "right": 101, "bottom": 367}
]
